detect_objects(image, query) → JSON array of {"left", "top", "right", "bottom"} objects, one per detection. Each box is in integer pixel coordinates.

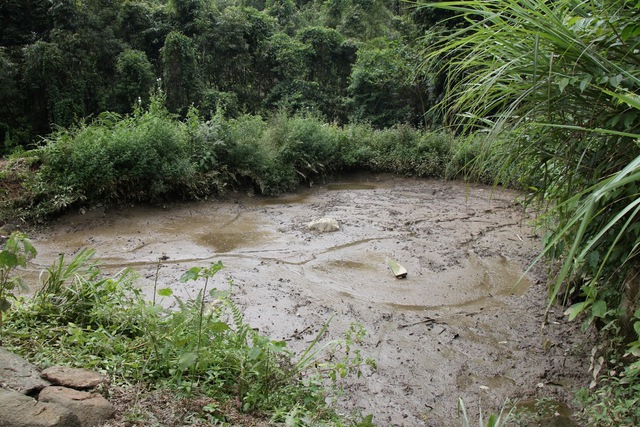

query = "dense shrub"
[
  {"left": 340, "top": 124, "right": 456, "bottom": 178},
  {"left": 3, "top": 100, "right": 479, "bottom": 222},
  {"left": 35, "top": 99, "right": 195, "bottom": 210}
]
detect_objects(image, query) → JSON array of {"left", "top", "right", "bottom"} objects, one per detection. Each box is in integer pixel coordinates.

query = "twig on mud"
[
  {"left": 433, "top": 215, "right": 474, "bottom": 223},
  {"left": 284, "top": 325, "right": 313, "bottom": 341},
  {"left": 398, "top": 311, "right": 482, "bottom": 329},
  {"left": 398, "top": 317, "right": 439, "bottom": 329}
]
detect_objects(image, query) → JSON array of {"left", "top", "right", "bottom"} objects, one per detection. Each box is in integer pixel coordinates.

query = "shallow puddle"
[
  {"left": 515, "top": 399, "right": 578, "bottom": 427},
  {"left": 326, "top": 183, "right": 377, "bottom": 191}
]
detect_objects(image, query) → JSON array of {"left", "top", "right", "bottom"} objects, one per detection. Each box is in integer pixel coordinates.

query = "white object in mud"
[
  {"left": 307, "top": 217, "right": 340, "bottom": 232},
  {"left": 386, "top": 258, "right": 408, "bottom": 278}
]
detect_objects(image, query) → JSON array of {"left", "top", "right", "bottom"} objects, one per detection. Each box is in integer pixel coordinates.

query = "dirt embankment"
[{"left": 27, "top": 174, "right": 592, "bottom": 426}]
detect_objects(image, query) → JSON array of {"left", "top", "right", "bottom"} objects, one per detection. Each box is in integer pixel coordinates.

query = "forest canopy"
[{"left": 0, "top": 0, "right": 444, "bottom": 152}]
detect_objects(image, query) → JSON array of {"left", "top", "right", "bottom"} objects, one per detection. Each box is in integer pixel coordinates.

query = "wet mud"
[{"left": 26, "top": 174, "right": 592, "bottom": 426}]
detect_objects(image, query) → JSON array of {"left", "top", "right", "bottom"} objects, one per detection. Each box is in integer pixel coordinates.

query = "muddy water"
[{"left": 26, "top": 174, "right": 590, "bottom": 426}]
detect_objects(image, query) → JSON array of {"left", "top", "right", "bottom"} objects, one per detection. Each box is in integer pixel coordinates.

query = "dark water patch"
[
  {"left": 196, "top": 230, "right": 272, "bottom": 253},
  {"left": 326, "top": 183, "right": 377, "bottom": 191}
]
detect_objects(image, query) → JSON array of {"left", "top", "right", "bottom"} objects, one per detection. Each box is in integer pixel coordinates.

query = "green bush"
[
  {"left": 340, "top": 124, "right": 456, "bottom": 177},
  {"left": 3, "top": 100, "right": 471, "bottom": 221},
  {"left": 35, "top": 98, "right": 195, "bottom": 210},
  {"left": 218, "top": 112, "right": 344, "bottom": 195}
]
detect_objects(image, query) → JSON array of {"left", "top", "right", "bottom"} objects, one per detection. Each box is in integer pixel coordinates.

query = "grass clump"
[{"left": 4, "top": 245, "right": 375, "bottom": 426}]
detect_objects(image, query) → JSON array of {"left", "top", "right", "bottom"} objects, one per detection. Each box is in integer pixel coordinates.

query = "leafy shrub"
[
  {"left": 219, "top": 112, "right": 344, "bottom": 195},
  {"left": 340, "top": 124, "right": 456, "bottom": 177},
  {"left": 34, "top": 96, "right": 196, "bottom": 212},
  {"left": 4, "top": 101, "right": 470, "bottom": 221}
]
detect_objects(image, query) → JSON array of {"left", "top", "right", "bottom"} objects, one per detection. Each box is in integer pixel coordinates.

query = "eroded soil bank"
[{"left": 27, "top": 174, "right": 592, "bottom": 426}]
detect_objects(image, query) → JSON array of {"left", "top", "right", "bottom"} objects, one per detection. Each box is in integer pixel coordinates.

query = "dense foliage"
[
  {"left": 420, "top": 0, "right": 640, "bottom": 424},
  {"left": 0, "top": 0, "right": 443, "bottom": 152},
  {"left": 0, "top": 97, "right": 465, "bottom": 222}
]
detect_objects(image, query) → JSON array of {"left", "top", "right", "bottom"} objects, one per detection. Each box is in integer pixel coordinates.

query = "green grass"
[{"left": 4, "top": 246, "right": 375, "bottom": 425}]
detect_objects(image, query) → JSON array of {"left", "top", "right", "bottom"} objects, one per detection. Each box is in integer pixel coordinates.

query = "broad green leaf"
[
  {"left": 579, "top": 75, "right": 592, "bottom": 92},
  {"left": 208, "top": 261, "right": 224, "bottom": 275},
  {"left": 565, "top": 301, "right": 590, "bottom": 321},
  {"left": 623, "top": 112, "right": 636, "bottom": 129},
  {"left": 558, "top": 77, "right": 570, "bottom": 93},
  {"left": 591, "top": 300, "right": 607, "bottom": 318},
  {"left": 21, "top": 238, "right": 37, "bottom": 259},
  {"left": 180, "top": 267, "right": 201, "bottom": 282},
  {"left": 0, "top": 251, "right": 19, "bottom": 268},
  {"left": 178, "top": 352, "right": 198, "bottom": 370},
  {"left": 609, "top": 74, "right": 623, "bottom": 87},
  {"left": 209, "top": 321, "right": 229, "bottom": 333},
  {"left": 157, "top": 288, "right": 173, "bottom": 297},
  {"left": 621, "top": 24, "right": 636, "bottom": 41}
]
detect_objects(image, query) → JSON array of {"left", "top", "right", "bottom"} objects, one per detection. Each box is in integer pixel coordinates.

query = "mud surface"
[{"left": 27, "top": 174, "right": 592, "bottom": 426}]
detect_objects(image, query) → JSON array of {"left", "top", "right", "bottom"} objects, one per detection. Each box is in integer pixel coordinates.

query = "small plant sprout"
[
  {"left": 179, "top": 261, "right": 225, "bottom": 371},
  {"left": 0, "top": 232, "right": 36, "bottom": 345}
]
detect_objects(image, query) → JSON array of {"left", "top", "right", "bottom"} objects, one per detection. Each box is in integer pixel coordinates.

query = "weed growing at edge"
[{"left": 0, "top": 231, "right": 36, "bottom": 345}]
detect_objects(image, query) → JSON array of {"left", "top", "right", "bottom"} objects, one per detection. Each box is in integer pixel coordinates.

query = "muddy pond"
[{"left": 27, "top": 174, "right": 591, "bottom": 426}]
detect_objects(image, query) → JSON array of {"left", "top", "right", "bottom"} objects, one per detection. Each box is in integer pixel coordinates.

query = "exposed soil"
[{"left": 25, "top": 173, "right": 593, "bottom": 426}]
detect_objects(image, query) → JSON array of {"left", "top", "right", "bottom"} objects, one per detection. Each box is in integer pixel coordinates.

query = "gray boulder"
[
  {"left": 41, "top": 366, "right": 107, "bottom": 389},
  {"left": 0, "top": 388, "right": 81, "bottom": 427},
  {"left": 39, "top": 386, "right": 115, "bottom": 427},
  {"left": 0, "top": 347, "right": 51, "bottom": 394}
]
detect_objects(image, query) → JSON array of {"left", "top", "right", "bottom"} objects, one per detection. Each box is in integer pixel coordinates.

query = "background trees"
[{"left": 0, "top": 0, "right": 434, "bottom": 152}]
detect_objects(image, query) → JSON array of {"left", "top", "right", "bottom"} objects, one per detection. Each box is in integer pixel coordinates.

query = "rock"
[
  {"left": 0, "top": 388, "right": 81, "bottom": 427},
  {"left": 0, "top": 347, "right": 51, "bottom": 395},
  {"left": 41, "top": 366, "right": 106, "bottom": 390},
  {"left": 0, "top": 352, "right": 115, "bottom": 427},
  {"left": 39, "top": 386, "right": 115, "bottom": 427},
  {"left": 307, "top": 217, "right": 340, "bottom": 232}
]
